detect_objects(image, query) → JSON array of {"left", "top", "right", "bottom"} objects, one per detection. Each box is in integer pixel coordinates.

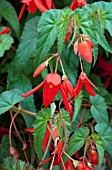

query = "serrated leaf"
[
  {"left": 92, "top": 133, "right": 104, "bottom": 168},
  {"left": 7, "top": 71, "right": 36, "bottom": 128},
  {"left": 57, "top": 109, "right": 71, "bottom": 140},
  {"left": 15, "top": 16, "right": 39, "bottom": 69},
  {"left": 57, "top": 8, "right": 73, "bottom": 56},
  {"left": 73, "top": 92, "right": 83, "bottom": 122},
  {"left": 0, "top": 89, "right": 24, "bottom": 115},
  {"left": 0, "top": 0, "right": 20, "bottom": 38},
  {"left": 3, "top": 156, "right": 35, "bottom": 170},
  {"left": 90, "top": 95, "right": 108, "bottom": 124},
  {"left": 0, "top": 34, "right": 14, "bottom": 57},
  {"left": 34, "top": 108, "right": 51, "bottom": 162},
  {"left": 93, "top": 15, "right": 112, "bottom": 54},
  {"left": 36, "top": 9, "right": 61, "bottom": 63},
  {"left": 64, "top": 126, "right": 89, "bottom": 162},
  {"left": 95, "top": 123, "right": 112, "bottom": 156},
  {"left": 95, "top": 2, "right": 112, "bottom": 36}
]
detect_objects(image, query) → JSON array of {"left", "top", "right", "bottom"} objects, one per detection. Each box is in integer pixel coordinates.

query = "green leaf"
[
  {"left": 0, "top": 0, "right": 20, "bottom": 38},
  {"left": 57, "top": 8, "right": 73, "bottom": 56},
  {"left": 0, "top": 34, "right": 14, "bottom": 57},
  {"left": 57, "top": 109, "right": 71, "bottom": 140},
  {"left": 90, "top": 94, "right": 108, "bottom": 123},
  {"left": 0, "top": 89, "right": 24, "bottom": 115},
  {"left": 34, "top": 108, "right": 51, "bottom": 161},
  {"left": 64, "top": 126, "right": 89, "bottom": 162},
  {"left": 3, "top": 156, "right": 35, "bottom": 170},
  {"left": 95, "top": 2, "right": 112, "bottom": 36},
  {"left": 92, "top": 133, "right": 104, "bottom": 167},
  {"left": 36, "top": 9, "right": 61, "bottom": 63},
  {"left": 73, "top": 92, "right": 83, "bottom": 122},
  {"left": 93, "top": 15, "right": 112, "bottom": 54},
  {"left": 95, "top": 123, "right": 112, "bottom": 156},
  {"left": 15, "top": 16, "right": 39, "bottom": 69}
]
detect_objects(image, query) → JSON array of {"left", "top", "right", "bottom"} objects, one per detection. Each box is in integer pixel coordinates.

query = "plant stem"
[
  {"left": 59, "top": 59, "right": 66, "bottom": 75},
  {"left": 11, "top": 106, "right": 36, "bottom": 116}
]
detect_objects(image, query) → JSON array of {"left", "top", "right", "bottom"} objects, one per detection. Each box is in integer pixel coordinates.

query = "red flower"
[
  {"left": 0, "top": 27, "right": 11, "bottom": 34},
  {"left": 33, "top": 61, "right": 48, "bottom": 77},
  {"left": 18, "top": 0, "right": 55, "bottom": 21},
  {"left": 76, "top": 39, "right": 94, "bottom": 63},
  {"left": 65, "top": 159, "right": 74, "bottom": 170},
  {"left": 62, "top": 77, "right": 74, "bottom": 98},
  {"left": 74, "top": 72, "right": 98, "bottom": 97},
  {"left": 22, "top": 72, "right": 72, "bottom": 114},
  {"left": 70, "top": 0, "right": 87, "bottom": 10},
  {"left": 89, "top": 149, "right": 98, "bottom": 165}
]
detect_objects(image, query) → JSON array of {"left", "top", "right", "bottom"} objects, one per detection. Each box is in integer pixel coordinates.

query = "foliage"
[{"left": 0, "top": 0, "right": 112, "bottom": 169}]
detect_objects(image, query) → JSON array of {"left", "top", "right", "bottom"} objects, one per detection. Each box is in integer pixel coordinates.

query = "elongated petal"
[
  {"left": 60, "top": 84, "right": 72, "bottom": 119},
  {"left": 33, "top": 63, "right": 46, "bottom": 77},
  {"left": 42, "top": 156, "right": 53, "bottom": 164},
  {"left": 46, "top": 73, "right": 61, "bottom": 86},
  {"left": 73, "top": 78, "right": 82, "bottom": 97},
  {"left": 56, "top": 140, "right": 63, "bottom": 162},
  {"left": 34, "top": 0, "right": 48, "bottom": 12},
  {"left": 44, "top": 0, "right": 52, "bottom": 9},
  {"left": 62, "top": 81, "right": 68, "bottom": 98},
  {"left": 25, "top": 128, "right": 34, "bottom": 133},
  {"left": 0, "top": 27, "right": 11, "bottom": 34},
  {"left": 27, "top": 1, "right": 37, "bottom": 14},
  {"left": 84, "top": 81, "right": 96, "bottom": 96},
  {"left": 43, "top": 82, "right": 59, "bottom": 107},
  {"left": 18, "top": 4, "right": 26, "bottom": 21},
  {"left": 22, "top": 80, "right": 45, "bottom": 97},
  {"left": 42, "top": 128, "right": 50, "bottom": 152},
  {"left": 65, "top": 159, "right": 74, "bottom": 170},
  {"left": 66, "top": 79, "right": 74, "bottom": 96}
]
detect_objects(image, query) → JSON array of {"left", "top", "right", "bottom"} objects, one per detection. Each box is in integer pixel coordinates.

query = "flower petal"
[
  {"left": 46, "top": 73, "right": 61, "bottom": 86},
  {"left": 43, "top": 81, "right": 59, "bottom": 107},
  {"left": 33, "top": 62, "right": 46, "bottom": 77},
  {"left": 60, "top": 84, "right": 72, "bottom": 119},
  {"left": 84, "top": 80, "right": 96, "bottom": 96},
  {"left": 78, "top": 40, "right": 92, "bottom": 63},
  {"left": 73, "top": 78, "right": 82, "bottom": 97},
  {"left": 34, "top": 0, "right": 48, "bottom": 12},
  {"left": 22, "top": 80, "right": 45, "bottom": 97}
]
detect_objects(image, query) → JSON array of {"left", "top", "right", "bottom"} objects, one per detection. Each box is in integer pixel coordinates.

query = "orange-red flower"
[
  {"left": 22, "top": 72, "right": 72, "bottom": 114},
  {"left": 74, "top": 38, "right": 94, "bottom": 63},
  {"left": 70, "top": 0, "right": 87, "bottom": 10},
  {"left": 18, "top": 0, "right": 55, "bottom": 21},
  {"left": 74, "top": 72, "right": 98, "bottom": 97},
  {"left": 62, "top": 77, "right": 74, "bottom": 98},
  {"left": 65, "top": 159, "right": 74, "bottom": 170}
]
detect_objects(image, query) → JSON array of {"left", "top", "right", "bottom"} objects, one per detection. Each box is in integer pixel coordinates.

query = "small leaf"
[
  {"left": 63, "top": 126, "right": 89, "bottom": 162},
  {"left": 36, "top": 9, "right": 61, "bottom": 63},
  {"left": 15, "top": 16, "right": 39, "bottom": 69},
  {"left": 0, "top": 89, "right": 24, "bottom": 115},
  {"left": 95, "top": 123, "right": 112, "bottom": 156},
  {"left": 57, "top": 8, "right": 73, "bottom": 56},
  {"left": 90, "top": 94, "right": 108, "bottom": 123},
  {"left": 92, "top": 133, "right": 104, "bottom": 167},
  {"left": 34, "top": 108, "right": 51, "bottom": 162},
  {"left": 0, "top": 34, "right": 14, "bottom": 57},
  {"left": 73, "top": 92, "right": 83, "bottom": 122},
  {"left": 3, "top": 156, "right": 35, "bottom": 170},
  {"left": 0, "top": 0, "right": 20, "bottom": 38}
]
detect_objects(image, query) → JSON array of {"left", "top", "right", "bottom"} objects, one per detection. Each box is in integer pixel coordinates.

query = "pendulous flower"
[
  {"left": 22, "top": 72, "right": 72, "bottom": 114},
  {"left": 74, "top": 72, "right": 98, "bottom": 97}
]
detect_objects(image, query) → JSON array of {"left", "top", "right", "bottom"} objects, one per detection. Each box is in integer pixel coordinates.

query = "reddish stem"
[{"left": 76, "top": 106, "right": 87, "bottom": 128}]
